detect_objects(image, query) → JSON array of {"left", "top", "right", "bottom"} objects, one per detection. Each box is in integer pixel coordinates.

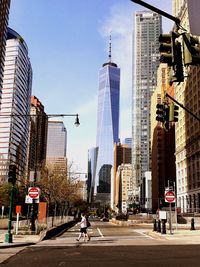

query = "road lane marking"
[
  {"left": 97, "top": 228, "right": 104, "bottom": 238},
  {"left": 134, "top": 230, "right": 155, "bottom": 239}
]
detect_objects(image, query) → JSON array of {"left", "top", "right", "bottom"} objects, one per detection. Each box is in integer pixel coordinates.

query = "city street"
[{"left": 2, "top": 220, "right": 200, "bottom": 266}]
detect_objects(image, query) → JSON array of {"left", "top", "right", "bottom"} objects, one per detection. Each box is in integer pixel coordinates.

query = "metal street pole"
[
  {"left": 1, "top": 112, "right": 80, "bottom": 236},
  {"left": 174, "top": 181, "right": 178, "bottom": 231},
  {"left": 130, "top": 0, "right": 181, "bottom": 25},
  {"left": 169, "top": 202, "right": 172, "bottom": 235},
  {"left": 5, "top": 184, "right": 14, "bottom": 243},
  {"left": 165, "top": 92, "right": 200, "bottom": 122}
]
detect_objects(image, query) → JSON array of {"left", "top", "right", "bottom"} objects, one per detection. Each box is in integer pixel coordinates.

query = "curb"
[
  {"left": 0, "top": 241, "right": 36, "bottom": 249},
  {"left": 147, "top": 231, "right": 169, "bottom": 240},
  {"left": 0, "top": 220, "right": 77, "bottom": 248}
]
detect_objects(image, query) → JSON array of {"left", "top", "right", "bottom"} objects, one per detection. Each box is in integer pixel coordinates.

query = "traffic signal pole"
[
  {"left": 130, "top": 0, "right": 181, "bottom": 25},
  {"left": 5, "top": 184, "right": 14, "bottom": 243},
  {"left": 5, "top": 164, "right": 17, "bottom": 243},
  {"left": 165, "top": 93, "right": 200, "bottom": 122}
]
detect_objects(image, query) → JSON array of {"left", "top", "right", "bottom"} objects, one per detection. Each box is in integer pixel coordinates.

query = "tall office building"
[
  {"left": 115, "top": 164, "right": 132, "bottom": 213},
  {"left": 27, "top": 96, "right": 48, "bottom": 179},
  {"left": 132, "top": 11, "right": 162, "bottom": 201},
  {"left": 151, "top": 64, "right": 176, "bottom": 212},
  {"left": 172, "top": 0, "right": 200, "bottom": 213},
  {"left": 87, "top": 147, "right": 98, "bottom": 203},
  {"left": 95, "top": 37, "right": 120, "bottom": 203},
  {"left": 46, "top": 120, "right": 67, "bottom": 170},
  {"left": 0, "top": 0, "right": 11, "bottom": 98},
  {"left": 111, "top": 143, "right": 131, "bottom": 210},
  {"left": 0, "top": 28, "right": 32, "bottom": 183},
  {"left": 122, "top": 138, "right": 132, "bottom": 148}
]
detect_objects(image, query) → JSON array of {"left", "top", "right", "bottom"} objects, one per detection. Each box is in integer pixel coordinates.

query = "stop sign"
[
  {"left": 165, "top": 191, "right": 175, "bottom": 203},
  {"left": 28, "top": 187, "right": 40, "bottom": 199}
]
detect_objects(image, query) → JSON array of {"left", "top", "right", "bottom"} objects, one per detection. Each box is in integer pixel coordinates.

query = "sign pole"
[
  {"left": 169, "top": 202, "right": 172, "bottom": 235},
  {"left": 28, "top": 186, "right": 40, "bottom": 233},
  {"left": 16, "top": 213, "right": 19, "bottom": 235},
  {"left": 1, "top": 206, "right": 4, "bottom": 218},
  {"left": 15, "top": 206, "right": 21, "bottom": 235},
  {"left": 174, "top": 181, "right": 178, "bottom": 231},
  {"left": 5, "top": 184, "right": 14, "bottom": 243}
]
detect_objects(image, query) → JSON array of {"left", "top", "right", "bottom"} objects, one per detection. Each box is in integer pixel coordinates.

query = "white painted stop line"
[{"left": 97, "top": 228, "right": 104, "bottom": 238}]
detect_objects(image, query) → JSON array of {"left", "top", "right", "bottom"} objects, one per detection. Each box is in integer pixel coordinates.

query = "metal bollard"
[
  {"left": 157, "top": 219, "right": 161, "bottom": 233},
  {"left": 153, "top": 219, "right": 157, "bottom": 231},
  {"left": 161, "top": 219, "right": 166, "bottom": 234},
  {"left": 190, "top": 218, "right": 195, "bottom": 230}
]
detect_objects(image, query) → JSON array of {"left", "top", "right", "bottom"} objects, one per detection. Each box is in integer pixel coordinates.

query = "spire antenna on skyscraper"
[
  {"left": 102, "top": 33, "right": 117, "bottom": 68},
  {"left": 109, "top": 33, "right": 112, "bottom": 63}
]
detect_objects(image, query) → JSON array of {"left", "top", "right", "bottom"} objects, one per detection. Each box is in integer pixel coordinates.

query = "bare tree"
[{"left": 38, "top": 162, "right": 82, "bottom": 217}]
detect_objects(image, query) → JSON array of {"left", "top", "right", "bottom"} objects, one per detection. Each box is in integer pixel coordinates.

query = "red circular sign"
[
  {"left": 28, "top": 187, "right": 39, "bottom": 199},
  {"left": 165, "top": 191, "right": 175, "bottom": 203}
]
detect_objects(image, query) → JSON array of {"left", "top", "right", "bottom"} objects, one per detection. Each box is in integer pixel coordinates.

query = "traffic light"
[
  {"left": 169, "top": 102, "right": 179, "bottom": 122},
  {"left": 163, "top": 105, "right": 169, "bottom": 130},
  {"left": 156, "top": 104, "right": 164, "bottom": 122},
  {"left": 159, "top": 32, "right": 184, "bottom": 83},
  {"left": 170, "top": 41, "right": 184, "bottom": 83},
  {"left": 8, "top": 164, "right": 16, "bottom": 184},
  {"left": 156, "top": 104, "right": 170, "bottom": 130},
  {"left": 183, "top": 33, "right": 200, "bottom": 66},
  {"left": 159, "top": 33, "right": 173, "bottom": 66}
]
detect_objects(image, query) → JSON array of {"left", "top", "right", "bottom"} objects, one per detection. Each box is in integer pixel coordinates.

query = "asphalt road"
[{"left": 2, "top": 221, "right": 200, "bottom": 267}]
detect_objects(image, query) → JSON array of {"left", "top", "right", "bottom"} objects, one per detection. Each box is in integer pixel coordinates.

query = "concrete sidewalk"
[
  {"left": 0, "top": 219, "right": 76, "bottom": 248},
  {"left": 147, "top": 228, "right": 200, "bottom": 243},
  {"left": 0, "top": 231, "right": 41, "bottom": 248}
]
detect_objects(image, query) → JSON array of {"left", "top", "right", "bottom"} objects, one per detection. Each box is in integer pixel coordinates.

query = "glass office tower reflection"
[
  {"left": 0, "top": 28, "right": 32, "bottom": 183},
  {"left": 0, "top": 0, "right": 11, "bottom": 98},
  {"left": 46, "top": 120, "right": 67, "bottom": 169},
  {"left": 95, "top": 53, "right": 120, "bottom": 202},
  {"left": 87, "top": 147, "right": 98, "bottom": 203}
]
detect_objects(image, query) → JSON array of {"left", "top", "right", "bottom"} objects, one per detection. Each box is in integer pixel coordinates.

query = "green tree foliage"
[
  {"left": 0, "top": 183, "right": 26, "bottom": 211},
  {"left": 0, "top": 183, "right": 12, "bottom": 207}
]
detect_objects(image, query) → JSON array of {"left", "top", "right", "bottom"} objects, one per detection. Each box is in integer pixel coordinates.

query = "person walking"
[
  {"left": 86, "top": 215, "right": 91, "bottom": 241},
  {"left": 76, "top": 213, "right": 90, "bottom": 242}
]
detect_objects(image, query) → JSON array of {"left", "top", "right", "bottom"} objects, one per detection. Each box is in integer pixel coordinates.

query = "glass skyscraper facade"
[
  {"left": 87, "top": 147, "right": 98, "bottom": 202},
  {"left": 0, "top": 0, "right": 11, "bottom": 98},
  {"left": 95, "top": 59, "right": 120, "bottom": 200},
  {"left": 132, "top": 11, "right": 161, "bottom": 200},
  {"left": 46, "top": 120, "right": 67, "bottom": 168},
  {"left": 27, "top": 96, "right": 48, "bottom": 173},
  {"left": 0, "top": 28, "right": 32, "bottom": 183}
]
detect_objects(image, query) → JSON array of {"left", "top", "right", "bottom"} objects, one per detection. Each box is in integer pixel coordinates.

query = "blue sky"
[{"left": 8, "top": 0, "right": 173, "bottom": 174}]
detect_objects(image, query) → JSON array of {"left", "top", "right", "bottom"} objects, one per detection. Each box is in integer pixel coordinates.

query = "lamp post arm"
[
  {"left": 0, "top": 113, "right": 80, "bottom": 126},
  {"left": 130, "top": 0, "right": 181, "bottom": 25}
]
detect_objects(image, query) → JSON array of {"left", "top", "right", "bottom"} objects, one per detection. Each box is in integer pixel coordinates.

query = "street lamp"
[
  {"left": 1, "top": 112, "right": 80, "bottom": 241},
  {"left": 29, "top": 113, "right": 80, "bottom": 232},
  {"left": 74, "top": 114, "right": 80, "bottom": 127}
]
